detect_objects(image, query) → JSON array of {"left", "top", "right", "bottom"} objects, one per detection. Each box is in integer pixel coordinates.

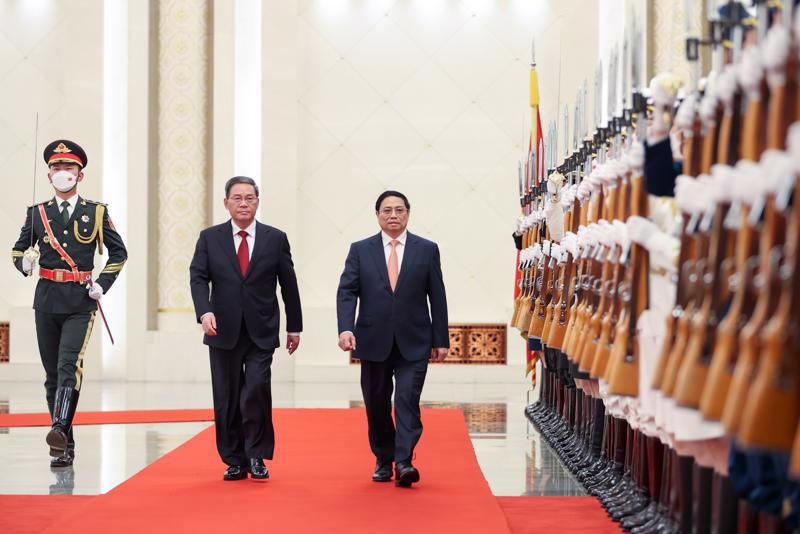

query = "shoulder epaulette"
[
  {"left": 27, "top": 199, "right": 52, "bottom": 209},
  {"left": 83, "top": 199, "right": 107, "bottom": 206}
]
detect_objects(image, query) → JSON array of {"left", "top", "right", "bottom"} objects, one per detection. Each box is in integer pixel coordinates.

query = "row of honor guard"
[
  {"left": 11, "top": 139, "right": 127, "bottom": 468},
  {"left": 514, "top": 2, "right": 800, "bottom": 533}
]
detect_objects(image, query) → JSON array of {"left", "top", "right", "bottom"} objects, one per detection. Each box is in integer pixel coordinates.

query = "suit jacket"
[
  {"left": 336, "top": 231, "right": 449, "bottom": 362},
  {"left": 189, "top": 220, "right": 302, "bottom": 351},
  {"left": 12, "top": 196, "right": 128, "bottom": 314},
  {"left": 645, "top": 137, "right": 681, "bottom": 197}
]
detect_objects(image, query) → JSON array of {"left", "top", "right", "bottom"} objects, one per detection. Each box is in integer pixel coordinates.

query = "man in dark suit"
[
  {"left": 337, "top": 190, "right": 449, "bottom": 487},
  {"left": 190, "top": 176, "right": 302, "bottom": 481}
]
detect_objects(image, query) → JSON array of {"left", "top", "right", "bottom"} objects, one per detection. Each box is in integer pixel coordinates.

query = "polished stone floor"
[{"left": 0, "top": 381, "right": 585, "bottom": 497}]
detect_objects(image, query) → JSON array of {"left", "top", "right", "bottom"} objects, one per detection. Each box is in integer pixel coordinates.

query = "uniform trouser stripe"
[
  {"left": 35, "top": 310, "right": 96, "bottom": 398},
  {"left": 74, "top": 312, "right": 95, "bottom": 391}
]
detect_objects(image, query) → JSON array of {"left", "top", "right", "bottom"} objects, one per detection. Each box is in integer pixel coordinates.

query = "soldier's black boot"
[
  {"left": 50, "top": 448, "right": 75, "bottom": 468},
  {"left": 47, "top": 387, "right": 79, "bottom": 456}
]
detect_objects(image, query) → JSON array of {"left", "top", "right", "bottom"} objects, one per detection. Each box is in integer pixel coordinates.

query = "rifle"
[
  {"left": 529, "top": 237, "right": 555, "bottom": 338},
  {"left": 548, "top": 182, "right": 582, "bottom": 351},
  {"left": 607, "top": 105, "right": 648, "bottom": 395},
  {"left": 699, "top": 167, "right": 759, "bottom": 420},
  {"left": 652, "top": 212, "right": 693, "bottom": 390},
  {"left": 737, "top": 149, "right": 799, "bottom": 450},
  {"left": 590, "top": 230, "right": 624, "bottom": 379},
  {"left": 564, "top": 224, "right": 593, "bottom": 361},
  {"left": 660, "top": 208, "right": 705, "bottom": 399},
  {"left": 721, "top": 159, "right": 787, "bottom": 434},
  {"left": 674, "top": 172, "right": 732, "bottom": 407},
  {"left": 578, "top": 226, "right": 612, "bottom": 373}
]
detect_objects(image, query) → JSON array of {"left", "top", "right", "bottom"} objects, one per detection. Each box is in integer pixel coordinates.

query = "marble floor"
[{"left": 0, "top": 381, "right": 585, "bottom": 497}]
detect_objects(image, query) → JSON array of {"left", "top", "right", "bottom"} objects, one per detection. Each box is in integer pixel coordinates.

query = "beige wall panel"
[
  {"left": 0, "top": 1, "right": 104, "bottom": 373},
  {"left": 296, "top": 0, "right": 599, "bottom": 372}
]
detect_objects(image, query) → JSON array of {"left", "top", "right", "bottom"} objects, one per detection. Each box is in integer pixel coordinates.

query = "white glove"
[
  {"left": 577, "top": 180, "right": 592, "bottom": 202},
  {"left": 547, "top": 172, "right": 565, "bottom": 200},
  {"left": 22, "top": 254, "right": 37, "bottom": 275},
  {"left": 514, "top": 215, "right": 525, "bottom": 236},
  {"left": 561, "top": 232, "right": 578, "bottom": 258},
  {"left": 626, "top": 215, "right": 659, "bottom": 246},
  {"left": 647, "top": 232, "right": 680, "bottom": 273},
  {"left": 550, "top": 243, "right": 562, "bottom": 263},
  {"left": 88, "top": 282, "right": 104, "bottom": 300},
  {"left": 544, "top": 197, "right": 565, "bottom": 241},
  {"left": 626, "top": 215, "right": 679, "bottom": 272}
]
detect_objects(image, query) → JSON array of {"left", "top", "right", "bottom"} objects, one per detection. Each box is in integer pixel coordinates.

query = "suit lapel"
[
  {"left": 393, "top": 232, "right": 417, "bottom": 294},
  {"left": 244, "top": 222, "right": 271, "bottom": 280},
  {"left": 369, "top": 233, "right": 391, "bottom": 291},
  {"left": 217, "top": 222, "right": 243, "bottom": 279}
]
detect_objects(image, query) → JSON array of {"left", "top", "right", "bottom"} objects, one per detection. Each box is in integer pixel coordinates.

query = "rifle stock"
[
  {"left": 738, "top": 178, "right": 799, "bottom": 450},
  {"left": 607, "top": 171, "right": 647, "bottom": 396},
  {"left": 700, "top": 206, "right": 757, "bottom": 420},
  {"left": 722, "top": 197, "right": 784, "bottom": 434}
]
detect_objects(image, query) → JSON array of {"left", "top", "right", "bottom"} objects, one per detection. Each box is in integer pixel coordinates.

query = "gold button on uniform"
[
  {"left": 63, "top": 230, "right": 68, "bottom": 235},
  {"left": 63, "top": 243, "right": 68, "bottom": 247}
]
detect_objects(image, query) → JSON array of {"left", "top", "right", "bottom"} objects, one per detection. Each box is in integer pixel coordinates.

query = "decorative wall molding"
[
  {"left": 350, "top": 323, "right": 507, "bottom": 365},
  {"left": 156, "top": 0, "right": 210, "bottom": 312}
]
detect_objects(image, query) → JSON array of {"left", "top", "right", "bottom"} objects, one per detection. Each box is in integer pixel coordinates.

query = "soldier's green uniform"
[{"left": 10, "top": 139, "right": 127, "bottom": 468}]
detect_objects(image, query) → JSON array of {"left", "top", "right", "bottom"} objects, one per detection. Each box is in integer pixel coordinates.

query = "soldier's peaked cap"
[{"left": 43, "top": 139, "right": 87, "bottom": 169}]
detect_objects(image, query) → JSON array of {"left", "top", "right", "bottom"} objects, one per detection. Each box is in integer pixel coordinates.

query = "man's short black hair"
[
  {"left": 375, "top": 190, "right": 410, "bottom": 212},
  {"left": 225, "top": 176, "right": 260, "bottom": 198}
]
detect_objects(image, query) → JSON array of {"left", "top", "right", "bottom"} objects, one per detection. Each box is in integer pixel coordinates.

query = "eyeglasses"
[
  {"left": 379, "top": 207, "right": 408, "bottom": 216},
  {"left": 228, "top": 196, "right": 259, "bottom": 205}
]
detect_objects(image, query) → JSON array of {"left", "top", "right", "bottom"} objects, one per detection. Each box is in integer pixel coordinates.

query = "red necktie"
[{"left": 237, "top": 230, "right": 249, "bottom": 276}]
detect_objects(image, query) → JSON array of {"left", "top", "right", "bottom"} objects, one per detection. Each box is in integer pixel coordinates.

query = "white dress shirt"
[
  {"left": 55, "top": 193, "right": 79, "bottom": 220},
  {"left": 232, "top": 219, "right": 256, "bottom": 260},
  {"left": 382, "top": 230, "right": 407, "bottom": 272}
]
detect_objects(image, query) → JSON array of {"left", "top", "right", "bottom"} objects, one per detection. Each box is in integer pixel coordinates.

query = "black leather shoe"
[
  {"left": 395, "top": 461, "right": 420, "bottom": 487},
  {"left": 249, "top": 458, "right": 269, "bottom": 479},
  {"left": 373, "top": 461, "right": 393, "bottom": 482},
  {"left": 223, "top": 465, "right": 249, "bottom": 481}
]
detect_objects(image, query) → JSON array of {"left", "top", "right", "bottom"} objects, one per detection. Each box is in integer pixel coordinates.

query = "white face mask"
[{"left": 51, "top": 170, "right": 78, "bottom": 193}]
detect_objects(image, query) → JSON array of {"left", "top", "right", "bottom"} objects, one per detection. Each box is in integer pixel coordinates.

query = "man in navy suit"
[
  {"left": 190, "top": 176, "right": 302, "bottom": 481},
  {"left": 337, "top": 191, "right": 449, "bottom": 487}
]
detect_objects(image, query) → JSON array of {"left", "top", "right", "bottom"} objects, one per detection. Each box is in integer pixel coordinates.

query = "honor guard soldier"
[{"left": 11, "top": 140, "right": 127, "bottom": 468}]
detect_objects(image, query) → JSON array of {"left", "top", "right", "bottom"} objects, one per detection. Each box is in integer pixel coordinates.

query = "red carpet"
[
  {"left": 0, "top": 409, "right": 214, "bottom": 427},
  {"left": 0, "top": 496, "right": 95, "bottom": 534},
  {"left": 9, "top": 409, "right": 513, "bottom": 533},
  {"left": 498, "top": 496, "right": 625, "bottom": 534}
]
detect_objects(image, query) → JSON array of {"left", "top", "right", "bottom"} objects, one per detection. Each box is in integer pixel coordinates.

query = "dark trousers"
[
  {"left": 35, "top": 310, "right": 95, "bottom": 400},
  {"left": 360, "top": 340, "right": 429, "bottom": 464},
  {"left": 209, "top": 322, "right": 275, "bottom": 466},
  {"left": 35, "top": 310, "right": 94, "bottom": 449}
]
